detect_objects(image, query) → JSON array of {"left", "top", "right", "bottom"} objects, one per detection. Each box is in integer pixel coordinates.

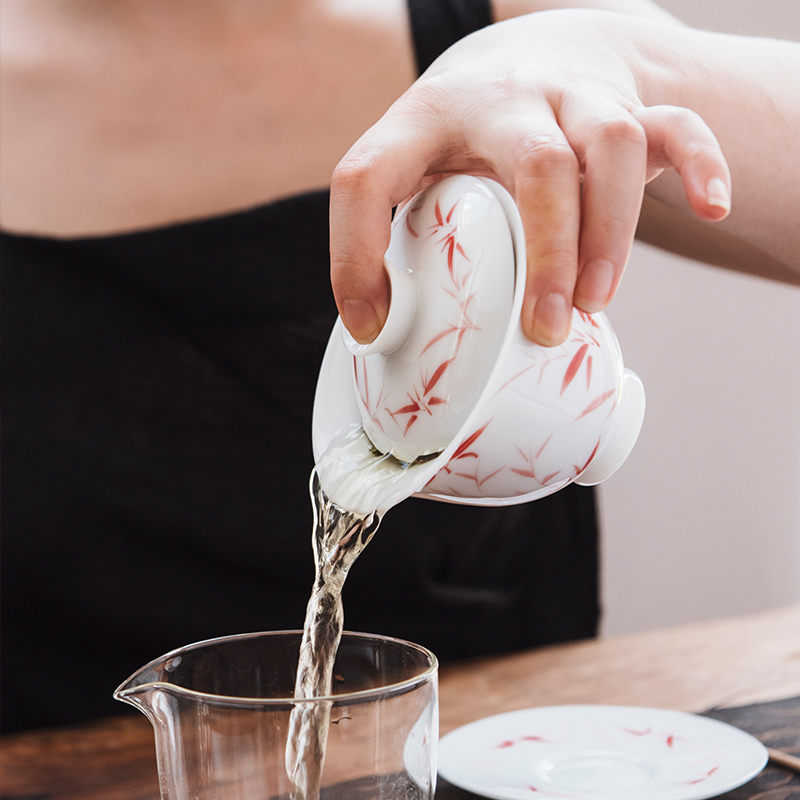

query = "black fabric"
[
  {"left": 0, "top": 0, "right": 598, "bottom": 734},
  {"left": 407, "top": 0, "right": 494, "bottom": 73}
]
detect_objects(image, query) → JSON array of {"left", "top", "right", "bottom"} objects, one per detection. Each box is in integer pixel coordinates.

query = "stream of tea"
[
  {"left": 285, "top": 471, "right": 381, "bottom": 800},
  {"left": 286, "top": 425, "right": 430, "bottom": 800}
]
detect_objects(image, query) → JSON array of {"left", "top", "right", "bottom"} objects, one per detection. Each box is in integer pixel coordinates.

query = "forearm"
[
  {"left": 330, "top": 7, "right": 799, "bottom": 350},
  {"left": 631, "top": 23, "right": 800, "bottom": 282},
  {"left": 494, "top": 0, "right": 679, "bottom": 25}
]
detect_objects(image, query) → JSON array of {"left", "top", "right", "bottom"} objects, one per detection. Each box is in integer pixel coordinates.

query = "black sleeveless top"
[{"left": 0, "top": 0, "right": 598, "bottom": 733}]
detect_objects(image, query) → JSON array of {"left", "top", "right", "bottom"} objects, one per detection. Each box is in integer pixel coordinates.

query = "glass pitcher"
[{"left": 114, "top": 630, "right": 438, "bottom": 800}]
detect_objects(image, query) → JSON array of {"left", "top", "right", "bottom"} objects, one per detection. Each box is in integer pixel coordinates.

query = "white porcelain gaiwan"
[{"left": 313, "top": 175, "right": 645, "bottom": 513}]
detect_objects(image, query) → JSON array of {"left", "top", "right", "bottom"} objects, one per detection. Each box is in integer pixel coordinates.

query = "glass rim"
[{"left": 114, "top": 629, "right": 439, "bottom": 707}]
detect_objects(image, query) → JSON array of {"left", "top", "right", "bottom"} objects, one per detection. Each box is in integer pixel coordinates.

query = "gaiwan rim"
[{"left": 311, "top": 175, "right": 528, "bottom": 511}]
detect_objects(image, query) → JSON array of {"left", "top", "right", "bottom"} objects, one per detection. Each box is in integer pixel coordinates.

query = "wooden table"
[{"left": 3, "top": 604, "right": 800, "bottom": 799}]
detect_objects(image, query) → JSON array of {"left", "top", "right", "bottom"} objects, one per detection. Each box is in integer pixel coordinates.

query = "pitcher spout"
[{"left": 113, "top": 648, "right": 186, "bottom": 717}]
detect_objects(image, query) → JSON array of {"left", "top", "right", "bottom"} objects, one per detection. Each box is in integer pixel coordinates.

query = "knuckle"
[
  {"left": 532, "top": 245, "right": 578, "bottom": 272},
  {"left": 671, "top": 133, "right": 723, "bottom": 166},
  {"left": 514, "top": 133, "right": 577, "bottom": 175},
  {"left": 667, "top": 105, "right": 705, "bottom": 128},
  {"left": 681, "top": 141, "right": 716, "bottom": 162},
  {"left": 331, "top": 146, "right": 385, "bottom": 198},
  {"left": 330, "top": 256, "right": 364, "bottom": 285},
  {"left": 593, "top": 115, "right": 647, "bottom": 150},
  {"left": 404, "top": 77, "right": 450, "bottom": 118},
  {"left": 665, "top": 106, "right": 715, "bottom": 143},
  {"left": 644, "top": 105, "right": 722, "bottom": 156}
]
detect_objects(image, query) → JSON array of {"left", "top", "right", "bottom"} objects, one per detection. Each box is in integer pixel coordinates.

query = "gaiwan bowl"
[{"left": 313, "top": 175, "right": 645, "bottom": 512}]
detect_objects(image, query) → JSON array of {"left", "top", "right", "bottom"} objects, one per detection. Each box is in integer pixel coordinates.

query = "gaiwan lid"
[{"left": 341, "top": 176, "right": 516, "bottom": 463}]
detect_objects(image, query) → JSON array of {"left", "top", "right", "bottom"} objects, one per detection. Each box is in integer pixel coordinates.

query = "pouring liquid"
[
  {"left": 285, "top": 471, "right": 381, "bottom": 800},
  {"left": 287, "top": 425, "right": 435, "bottom": 800}
]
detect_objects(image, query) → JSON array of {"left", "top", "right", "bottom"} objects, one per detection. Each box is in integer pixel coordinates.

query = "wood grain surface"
[
  {"left": 2, "top": 604, "right": 799, "bottom": 800},
  {"left": 437, "top": 603, "right": 800, "bottom": 734}
]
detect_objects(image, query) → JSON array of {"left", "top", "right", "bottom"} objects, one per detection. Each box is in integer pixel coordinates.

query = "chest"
[{"left": 0, "top": 8, "right": 416, "bottom": 234}]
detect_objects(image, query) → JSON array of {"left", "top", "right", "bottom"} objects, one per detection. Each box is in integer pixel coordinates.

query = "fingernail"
[
  {"left": 576, "top": 259, "right": 614, "bottom": 313},
  {"left": 706, "top": 177, "right": 731, "bottom": 214},
  {"left": 342, "top": 299, "right": 381, "bottom": 344},
  {"left": 531, "top": 293, "right": 571, "bottom": 346}
]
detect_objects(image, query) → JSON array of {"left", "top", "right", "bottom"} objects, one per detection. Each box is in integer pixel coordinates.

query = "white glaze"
[{"left": 313, "top": 175, "right": 645, "bottom": 512}]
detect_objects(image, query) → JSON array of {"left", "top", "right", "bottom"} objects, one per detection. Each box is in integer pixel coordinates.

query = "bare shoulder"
[{"left": 0, "top": 0, "right": 416, "bottom": 236}]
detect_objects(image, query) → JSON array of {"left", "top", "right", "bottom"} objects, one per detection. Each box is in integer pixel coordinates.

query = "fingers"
[
  {"left": 633, "top": 104, "right": 731, "bottom": 220},
  {"left": 502, "top": 126, "right": 582, "bottom": 346},
  {"left": 331, "top": 97, "right": 730, "bottom": 350},
  {"left": 567, "top": 103, "right": 730, "bottom": 319},
  {"left": 482, "top": 100, "right": 725, "bottom": 345},
  {"left": 567, "top": 108, "right": 649, "bottom": 314},
  {"left": 330, "top": 119, "right": 438, "bottom": 343}
]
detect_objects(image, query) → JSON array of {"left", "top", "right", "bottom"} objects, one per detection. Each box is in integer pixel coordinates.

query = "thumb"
[{"left": 330, "top": 122, "right": 437, "bottom": 343}]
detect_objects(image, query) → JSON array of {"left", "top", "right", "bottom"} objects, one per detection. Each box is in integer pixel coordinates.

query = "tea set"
[
  {"left": 116, "top": 174, "right": 657, "bottom": 800},
  {"left": 313, "top": 174, "right": 646, "bottom": 510}
]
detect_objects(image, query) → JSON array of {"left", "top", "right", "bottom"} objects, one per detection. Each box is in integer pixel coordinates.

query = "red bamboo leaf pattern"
[
  {"left": 403, "top": 414, "right": 418, "bottom": 435},
  {"left": 447, "top": 238, "right": 455, "bottom": 273},
  {"left": 561, "top": 343, "right": 589, "bottom": 395},
  {"left": 538, "top": 359, "right": 550, "bottom": 388},
  {"left": 541, "top": 471, "right": 561, "bottom": 484},
  {"left": 572, "top": 329, "right": 600, "bottom": 348},
  {"left": 455, "top": 242, "right": 469, "bottom": 261},
  {"left": 477, "top": 467, "right": 504, "bottom": 487},
  {"left": 498, "top": 735, "right": 549, "bottom": 748},
  {"left": 455, "top": 325, "right": 472, "bottom": 351},
  {"left": 535, "top": 432, "right": 554, "bottom": 459},
  {"left": 586, "top": 354, "right": 593, "bottom": 390},
  {"left": 405, "top": 214, "right": 420, "bottom": 238},
  {"left": 421, "top": 326, "right": 457, "bottom": 355},
  {"left": 496, "top": 363, "right": 537, "bottom": 395},
  {"left": 576, "top": 389, "right": 616, "bottom": 420},
  {"left": 424, "top": 358, "right": 454, "bottom": 395},
  {"left": 680, "top": 767, "right": 720, "bottom": 786},
  {"left": 454, "top": 471, "right": 479, "bottom": 481},
  {"left": 434, "top": 198, "right": 444, "bottom": 227},
  {"left": 455, "top": 451, "right": 478, "bottom": 460},
  {"left": 577, "top": 438, "right": 602, "bottom": 475},
  {"left": 511, "top": 468, "right": 537, "bottom": 479},
  {"left": 427, "top": 396, "right": 446, "bottom": 405},
  {"left": 353, "top": 356, "right": 368, "bottom": 407},
  {"left": 451, "top": 421, "right": 491, "bottom": 460},
  {"left": 445, "top": 199, "right": 459, "bottom": 224},
  {"left": 392, "top": 402, "right": 420, "bottom": 416}
]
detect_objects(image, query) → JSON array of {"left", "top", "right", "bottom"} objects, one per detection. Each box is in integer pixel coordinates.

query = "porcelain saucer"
[{"left": 437, "top": 705, "right": 767, "bottom": 800}]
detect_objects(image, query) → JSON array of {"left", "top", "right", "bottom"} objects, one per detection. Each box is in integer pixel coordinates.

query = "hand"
[{"left": 329, "top": 10, "right": 730, "bottom": 346}]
